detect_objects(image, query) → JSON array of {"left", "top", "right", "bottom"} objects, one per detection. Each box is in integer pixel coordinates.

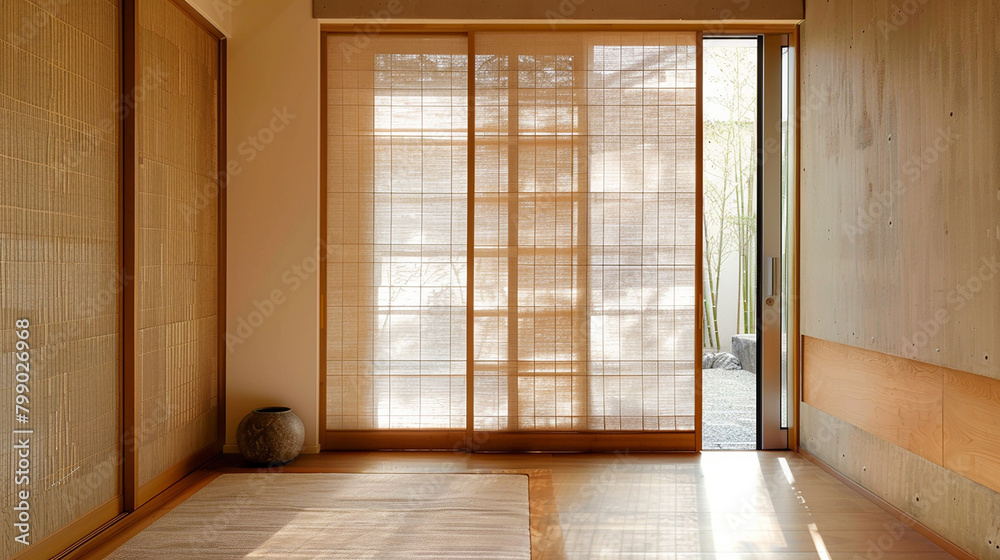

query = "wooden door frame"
[{"left": 317, "top": 23, "right": 800, "bottom": 453}]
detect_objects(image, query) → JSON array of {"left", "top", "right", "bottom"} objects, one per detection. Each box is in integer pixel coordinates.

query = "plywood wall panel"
[
  {"left": 803, "top": 337, "right": 943, "bottom": 465},
  {"left": 944, "top": 371, "right": 1000, "bottom": 495}
]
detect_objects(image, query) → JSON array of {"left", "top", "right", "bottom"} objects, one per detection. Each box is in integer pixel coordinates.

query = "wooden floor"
[{"left": 91, "top": 451, "right": 956, "bottom": 559}]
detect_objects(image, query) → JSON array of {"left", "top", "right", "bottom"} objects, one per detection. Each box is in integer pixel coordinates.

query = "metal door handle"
[{"left": 764, "top": 257, "right": 781, "bottom": 298}]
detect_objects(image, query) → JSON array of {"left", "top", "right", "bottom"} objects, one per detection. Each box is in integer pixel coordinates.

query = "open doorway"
[
  {"left": 701, "top": 35, "right": 794, "bottom": 451},
  {"left": 701, "top": 37, "right": 759, "bottom": 450}
]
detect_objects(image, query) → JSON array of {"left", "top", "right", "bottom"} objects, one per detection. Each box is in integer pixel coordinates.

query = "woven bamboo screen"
[
  {"left": 325, "top": 35, "right": 469, "bottom": 430},
  {"left": 135, "top": 0, "right": 220, "bottom": 486},
  {"left": 325, "top": 31, "right": 697, "bottom": 443},
  {"left": 473, "top": 32, "right": 697, "bottom": 433},
  {"left": 1, "top": 0, "right": 122, "bottom": 555}
]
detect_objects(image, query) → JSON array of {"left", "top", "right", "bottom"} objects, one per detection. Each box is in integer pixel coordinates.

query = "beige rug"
[{"left": 107, "top": 473, "right": 530, "bottom": 559}]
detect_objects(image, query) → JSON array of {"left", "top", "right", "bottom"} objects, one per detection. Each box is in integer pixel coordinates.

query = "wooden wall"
[{"left": 800, "top": 0, "right": 1000, "bottom": 557}]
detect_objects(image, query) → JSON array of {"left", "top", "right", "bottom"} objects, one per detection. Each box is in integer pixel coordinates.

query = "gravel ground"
[{"left": 702, "top": 368, "right": 756, "bottom": 450}]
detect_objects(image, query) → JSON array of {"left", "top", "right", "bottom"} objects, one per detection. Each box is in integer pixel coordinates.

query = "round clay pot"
[{"left": 236, "top": 407, "right": 305, "bottom": 466}]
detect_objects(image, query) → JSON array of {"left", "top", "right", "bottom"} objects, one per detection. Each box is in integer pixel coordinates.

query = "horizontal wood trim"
[
  {"left": 325, "top": 430, "right": 467, "bottom": 451},
  {"left": 802, "top": 337, "right": 943, "bottom": 465},
  {"left": 804, "top": 336, "right": 1000, "bottom": 498},
  {"left": 319, "top": 22, "right": 801, "bottom": 34},
  {"left": 324, "top": 430, "right": 695, "bottom": 452},
  {"left": 136, "top": 442, "right": 220, "bottom": 506},
  {"left": 943, "top": 371, "right": 1000, "bottom": 494},
  {"left": 470, "top": 431, "right": 696, "bottom": 453},
  {"left": 314, "top": 0, "right": 803, "bottom": 22},
  {"left": 799, "top": 449, "right": 977, "bottom": 560},
  {"left": 10, "top": 497, "right": 122, "bottom": 560}
]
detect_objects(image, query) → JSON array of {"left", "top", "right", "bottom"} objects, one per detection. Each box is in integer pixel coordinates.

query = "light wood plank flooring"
[{"left": 93, "top": 451, "right": 956, "bottom": 559}]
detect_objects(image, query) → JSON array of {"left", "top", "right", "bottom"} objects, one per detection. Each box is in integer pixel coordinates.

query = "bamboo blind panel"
[
  {"left": 474, "top": 32, "right": 697, "bottom": 432},
  {"left": 1, "top": 0, "right": 121, "bottom": 555},
  {"left": 325, "top": 32, "right": 696, "bottom": 440},
  {"left": 325, "top": 35, "right": 469, "bottom": 430},
  {"left": 135, "top": 0, "right": 219, "bottom": 485}
]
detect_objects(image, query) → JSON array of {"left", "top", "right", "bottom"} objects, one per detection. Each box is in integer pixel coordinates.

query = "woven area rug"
[{"left": 107, "top": 473, "right": 531, "bottom": 559}]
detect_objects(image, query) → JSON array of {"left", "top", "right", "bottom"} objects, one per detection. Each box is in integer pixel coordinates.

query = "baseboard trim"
[
  {"left": 798, "top": 448, "right": 975, "bottom": 560},
  {"left": 222, "top": 444, "right": 321, "bottom": 454}
]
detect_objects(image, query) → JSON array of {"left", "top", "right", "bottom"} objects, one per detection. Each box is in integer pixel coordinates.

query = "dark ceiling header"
[{"left": 313, "top": 0, "right": 804, "bottom": 22}]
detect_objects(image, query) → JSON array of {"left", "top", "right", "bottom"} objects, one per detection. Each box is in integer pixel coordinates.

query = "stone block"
[{"left": 731, "top": 334, "right": 757, "bottom": 375}]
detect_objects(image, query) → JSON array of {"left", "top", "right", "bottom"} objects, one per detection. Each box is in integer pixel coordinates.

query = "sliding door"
[
  {"left": 132, "top": 0, "right": 223, "bottom": 503},
  {"left": 472, "top": 32, "right": 697, "bottom": 450},
  {"left": 323, "top": 31, "right": 699, "bottom": 451},
  {"left": 1, "top": 1, "right": 225, "bottom": 555},
  {"left": 324, "top": 36, "right": 469, "bottom": 447},
  {"left": 2, "top": 1, "right": 123, "bottom": 556}
]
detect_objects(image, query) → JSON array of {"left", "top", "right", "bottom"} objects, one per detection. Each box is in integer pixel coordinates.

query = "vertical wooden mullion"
[
  {"left": 217, "top": 38, "right": 228, "bottom": 453},
  {"left": 121, "top": 0, "right": 140, "bottom": 512},
  {"left": 575, "top": 41, "right": 590, "bottom": 430},
  {"left": 505, "top": 46, "right": 520, "bottom": 431},
  {"left": 694, "top": 31, "right": 705, "bottom": 452},
  {"left": 319, "top": 32, "right": 329, "bottom": 450},
  {"left": 466, "top": 31, "right": 476, "bottom": 449}
]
